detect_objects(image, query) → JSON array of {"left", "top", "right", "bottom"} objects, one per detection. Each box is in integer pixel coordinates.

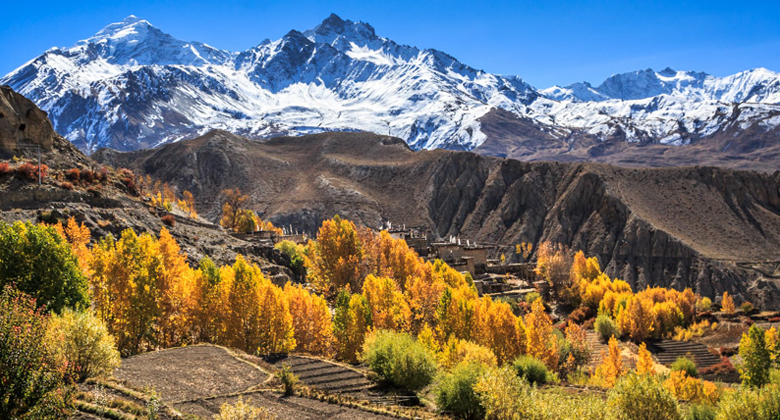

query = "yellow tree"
[
  {"left": 362, "top": 230, "right": 421, "bottom": 290},
  {"left": 636, "top": 342, "right": 655, "bottom": 375},
  {"left": 284, "top": 283, "right": 334, "bottom": 356},
  {"left": 362, "top": 274, "right": 411, "bottom": 332},
  {"left": 157, "top": 227, "right": 195, "bottom": 348},
  {"left": 473, "top": 297, "right": 524, "bottom": 364},
  {"left": 535, "top": 242, "right": 575, "bottom": 303},
  {"left": 524, "top": 298, "right": 559, "bottom": 370},
  {"left": 255, "top": 280, "right": 295, "bottom": 355},
  {"left": 305, "top": 216, "right": 365, "bottom": 298},
  {"left": 594, "top": 335, "right": 625, "bottom": 387},
  {"left": 191, "top": 257, "right": 228, "bottom": 343},
  {"left": 224, "top": 256, "right": 264, "bottom": 353},
  {"left": 436, "top": 284, "right": 478, "bottom": 343},
  {"left": 406, "top": 261, "right": 446, "bottom": 335},
  {"left": 616, "top": 295, "right": 655, "bottom": 342},
  {"left": 220, "top": 188, "right": 249, "bottom": 231},
  {"left": 721, "top": 291, "right": 735, "bottom": 315},
  {"left": 55, "top": 217, "right": 92, "bottom": 273},
  {"left": 332, "top": 290, "right": 371, "bottom": 363}
]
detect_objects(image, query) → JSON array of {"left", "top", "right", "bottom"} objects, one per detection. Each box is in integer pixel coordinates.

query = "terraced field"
[
  {"left": 271, "top": 355, "right": 375, "bottom": 396},
  {"left": 647, "top": 340, "right": 721, "bottom": 369},
  {"left": 71, "top": 345, "right": 396, "bottom": 420}
]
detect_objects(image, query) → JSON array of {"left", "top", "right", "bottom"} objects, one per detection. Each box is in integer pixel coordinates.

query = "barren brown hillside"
[{"left": 94, "top": 130, "right": 780, "bottom": 308}]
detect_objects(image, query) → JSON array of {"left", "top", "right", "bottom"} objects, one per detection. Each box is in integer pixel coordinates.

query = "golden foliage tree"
[
  {"left": 436, "top": 284, "right": 478, "bottom": 343},
  {"left": 362, "top": 274, "right": 411, "bottom": 332},
  {"left": 220, "top": 188, "right": 249, "bottom": 231},
  {"left": 406, "top": 261, "right": 447, "bottom": 335},
  {"left": 535, "top": 242, "right": 575, "bottom": 302},
  {"left": 473, "top": 297, "right": 525, "bottom": 364},
  {"left": 524, "top": 298, "right": 559, "bottom": 370},
  {"left": 224, "top": 256, "right": 294, "bottom": 355},
  {"left": 55, "top": 217, "right": 92, "bottom": 273},
  {"left": 284, "top": 283, "right": 334, "bottom": 356},
  {"left": 333, "top": 290, "right": 371, "bottom": 363},
  {"left": 305, "top": 216, "right": 364, "bottom": 298},
  {"left": 721, "top": 291, "right": 736, "bottom": 315},
  {"left": 594, "top": 335, "right": 625, "bottom": 388},
  {"left": 616, "top": 296, "right": 655, "bottom": 342},
  {"left": 191, "top": 257, "right": 229, "bottom": 343},
  {"left": 636, "top": 342, "right": 655, "bottom": 375}
]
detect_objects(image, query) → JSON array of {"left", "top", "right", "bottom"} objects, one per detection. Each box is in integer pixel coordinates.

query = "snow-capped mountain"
[{"left": 2, "top": 14, "right": 780, "bottom": 159}]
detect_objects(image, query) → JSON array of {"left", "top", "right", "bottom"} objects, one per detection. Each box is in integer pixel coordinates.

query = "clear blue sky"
[{"left": 1, "top": 0, "right": 779, "bottom": 88}]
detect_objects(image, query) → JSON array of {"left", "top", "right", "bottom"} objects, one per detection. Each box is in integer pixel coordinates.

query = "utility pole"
[{"left": 37, "top": 144, "right": 41, "bottom": 186}]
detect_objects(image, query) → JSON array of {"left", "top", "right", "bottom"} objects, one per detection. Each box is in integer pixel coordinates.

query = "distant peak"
[
  {"left": 306, "top": 13, "right": 377, "bottom": 43},
  {"left": 659, "top": 67, "right": 676, "bottom": 76},
  {"left": 321, "top": 13, "right": 346, "bottom": 29},
  {"left": 86, "top": 15, "right": 155, "bottom": 43},
  {"left": 122, "top": 15, "right": 141, "bottom": 23}
]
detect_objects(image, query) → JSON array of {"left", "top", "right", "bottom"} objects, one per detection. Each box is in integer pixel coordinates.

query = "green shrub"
[
  {"left": 276, "top": 364, "right": 299, "bottom": 396},
  {"left": 435, "top": 362, "right": 487, "bottom": 420},
  {"left": 686, "top": 404, "right": 717, "bottom": 420},
  {"left": 715, "top": 384, "right": 780, "bottom": 420},
  {"left": 671, "top": 356, "right": 699, "bottom": 378},
  {"left": 525, "top": 292, "right": 541, "bottom": 305},
  {"left": 0, "top": 286, "right": 73, "bottom": 419},
  {"left": 595, "top": 314, "right": 621, "bottom": 343},
  {"left": 274, "top": 240, "right": 306, "bottom": 276},
  {"left": 739, "top": 325, "right": 771, "bottom": 388},
  {"left": 0, "top": 221, "right": 89, "bottom": 312},
  {"left": 741, "top": 302, "right": 755, "bottom": 314},
  {"left": 607, "top": 373, "right": 682, "bottom": 420},
  {"left": 362, "top": 330, "right": 437, "bottom": 392},
  {"left": 512, "top": 355, "right": 552, "bottom": 385},
  {"left": 475, "top": 366, "right": 608, "bottom": 420},
  {"left": 46, "top": 308, "right": 121, "bottom": 382}
]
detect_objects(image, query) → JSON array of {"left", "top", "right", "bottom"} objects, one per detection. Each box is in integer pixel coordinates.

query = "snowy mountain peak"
[
  {"left": 304, "top": 13, "right": 380, "bottom": 49},
  {"left": 2, "top": 14, "right": 780, "bottom": 158},
  {"left": 83, "top": 15, "right": 156, "bottom": 45}
]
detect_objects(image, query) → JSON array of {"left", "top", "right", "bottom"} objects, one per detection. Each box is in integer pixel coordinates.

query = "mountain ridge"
[
  {"left": 92, "top": 127, "right": 780, "bottom": 308},
  {"left": 2, "top": 14, "right": 779, "bottom": 171}
]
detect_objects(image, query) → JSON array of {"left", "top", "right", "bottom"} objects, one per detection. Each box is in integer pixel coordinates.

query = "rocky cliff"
[{"left": 94, "top": 130, "right": 780, "bottom": 307}]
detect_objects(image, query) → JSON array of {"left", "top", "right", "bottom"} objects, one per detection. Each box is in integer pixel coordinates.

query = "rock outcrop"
[{"left": 95, "top": 130, "right": 780, "bottom": 307}]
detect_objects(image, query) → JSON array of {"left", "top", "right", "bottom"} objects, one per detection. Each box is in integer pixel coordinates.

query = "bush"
[
  {"left": 686, "top": 404, "right": 717, "bottom": 420},
  {"left": 525, "top": 291, "right": 541, "bottom": 305},
  {"left": 161, "top": 214, "right": 176, "bottom": 227},
  {"left": 475, "top": 366, "right": 608, "bottom": 420},
  {"left": 512, "top": 355, "right": 552, "bottom": 385},
  {"left": 716, "top": 384, "right": 780, "bottom": 420},
  {"left": 0, "top": 286, "right": 72, "bottom": 419},
  {"left": 741, "top": 301, "right": 755, "bottom": 314},
  {"left": 60, "top": 181, "right": 74, "bottom": 190},
  {"left": 595, "top": 314, "right": 621, "bottom": 342},
  {"left": 0, "top": 221, "right": 90, "bottom": 312},
  {"left": 739, "top": 324, "right": 771, "bottom": 388},
  {"left": 671, "top": 356, "right": 699, "bottom": 378},
  {"left": 362, "top": 330, "right": 437, "bottom": 392},
  {"left": 46, "top": 308, "right": 121, "bottom": 382},
  {"left": 274, "top": 240, "right": 306, "bottom": 276},
  {"left": 435, "top": 362, "right": 487, "bottom": 420},
  {"left": 568, "top": 306, "right": 592, "bottom": 324},
  {"left": 276, "top": 364, "right": 298, "bottom": 396},
  {"left": 81, "top": 169, "right": 95, "bottom": 184},
  {"left": 696, "top": 297, "right": 712, "bottom": 313},
  {"left": 214, "top": 397, "right": 277, "bottom": 420},
  {"left": 607, "top": 373, "right": 682, "bottom": 420},
  {"left": 66, "top": 168, "right": 80, "bottom": 182},
  {"left": 0, "top": 162, "right": 10, "bottom": 175}
]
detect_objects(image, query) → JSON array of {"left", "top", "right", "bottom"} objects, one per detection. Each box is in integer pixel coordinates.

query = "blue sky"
[{"left": 1, "top": 0, "right": 779, "bottom": 88}]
